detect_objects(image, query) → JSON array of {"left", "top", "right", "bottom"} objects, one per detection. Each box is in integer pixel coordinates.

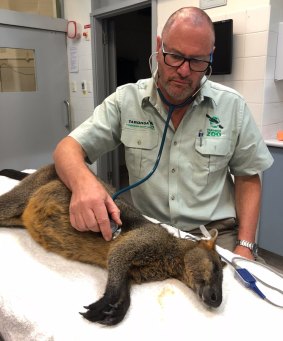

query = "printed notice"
[
  {"left": 69, "top": 46, "right": 79, "bottom": 73},
  {"left": 199, "top": 0, "right": 227, "bottom": 10}
]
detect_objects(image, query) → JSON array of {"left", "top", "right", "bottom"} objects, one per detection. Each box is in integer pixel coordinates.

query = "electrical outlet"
[
  {"left": 71, "top": 81, "right": 77, "bottom": 92},
  {"left": 81, "top": 80, "right": 87, "bottom": 94}
]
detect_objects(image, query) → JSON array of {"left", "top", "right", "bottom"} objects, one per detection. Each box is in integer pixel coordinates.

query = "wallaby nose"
[{"left": 202, "top": 287, "right": 222, "bottom": 308}]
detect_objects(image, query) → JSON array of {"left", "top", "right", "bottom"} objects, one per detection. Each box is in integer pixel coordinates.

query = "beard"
[{"left": 160, "top": 76, "right": 197, "bottom": 102}]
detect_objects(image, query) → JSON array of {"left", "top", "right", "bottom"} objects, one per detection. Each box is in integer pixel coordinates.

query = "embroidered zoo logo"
[
  {"left": 126, "top": 119, "right": 155, "bottom": 129},
  {"left": 206, "top": 114, "right": 223, "bottom": 137}
]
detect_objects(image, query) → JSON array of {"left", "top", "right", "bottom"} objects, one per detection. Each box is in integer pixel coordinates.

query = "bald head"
[{"left": 162, "top": 7, "right": 215, "bottom": 49}]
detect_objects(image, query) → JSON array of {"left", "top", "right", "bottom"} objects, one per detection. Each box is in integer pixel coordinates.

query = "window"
[
  {"left": 0, "top": 0, "right": 60, "bottom": 18},
  {"left": 0, "top": 48, "right": 36, "bottom": 92}
]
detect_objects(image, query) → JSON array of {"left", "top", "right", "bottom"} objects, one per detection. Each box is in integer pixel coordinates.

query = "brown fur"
[{"left": 0, "top": 164, "right": 223, "bottom": 325}]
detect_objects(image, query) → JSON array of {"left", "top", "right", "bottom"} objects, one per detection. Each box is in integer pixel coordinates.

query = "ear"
[
  {"left": 209, "top": 228, "right": 218, "bottom": 240},
  {"left": 222, "top": 260, "right": 227, "bottom": 268},
  {"left": 199, "top": 228, "right": 218, "bottom": 250},
  {"left": 156, "top": 36, "right": 162, "bottom": 52}
]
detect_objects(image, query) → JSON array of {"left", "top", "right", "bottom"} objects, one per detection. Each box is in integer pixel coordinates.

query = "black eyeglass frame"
[{"left": 161, "top": 42, "right": 213, "bottom": 72}]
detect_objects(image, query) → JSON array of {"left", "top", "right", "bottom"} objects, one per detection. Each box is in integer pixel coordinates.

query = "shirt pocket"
[
  {"left": 121, "top": 128, "right": 159, "bottom": 179},
  {"left": 193, "top": 137, "right": 231, "bottom": 185}
]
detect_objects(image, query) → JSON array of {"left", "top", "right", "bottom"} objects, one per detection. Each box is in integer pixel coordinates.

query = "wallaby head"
[{"left": 182, "top": 229, "right": 223, "bottom": 308}]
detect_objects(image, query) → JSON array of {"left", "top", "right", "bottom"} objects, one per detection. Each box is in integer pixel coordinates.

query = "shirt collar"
[
  {"left": 196, "top": 76, "right": 217, "bottom": 107},
  {"left": 141, "top": 75, "right": 217, "bottom": 109},
  {"left": 140, "top": 75, "right": 159, "bottom": 109}
]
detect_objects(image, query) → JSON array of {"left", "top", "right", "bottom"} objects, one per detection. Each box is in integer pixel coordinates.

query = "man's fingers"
[
  {"left": 110, "top": 210, "right": 122, "bottom": 226},
  {"left": 106, "top": 200, "right": 121, "bottom": 225},
  {"left": 70, "top": 210, "right": 100, "bottom": 232}
]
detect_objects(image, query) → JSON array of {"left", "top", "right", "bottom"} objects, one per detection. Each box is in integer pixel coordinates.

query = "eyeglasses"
[{"left": 161, "top": 42, "right": 212, "bottom": 72}]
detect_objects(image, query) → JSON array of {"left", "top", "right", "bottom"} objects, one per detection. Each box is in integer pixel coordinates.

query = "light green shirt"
[{"left": 70, "top": 77, "right": 273, "bottom": 230}]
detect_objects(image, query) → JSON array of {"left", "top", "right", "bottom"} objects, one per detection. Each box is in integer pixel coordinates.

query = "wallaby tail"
[{"left": 0, "top": 164, "right": 58, "bottom": 223}]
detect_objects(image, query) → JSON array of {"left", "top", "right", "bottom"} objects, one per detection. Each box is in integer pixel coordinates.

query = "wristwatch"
[{"left": 236, "top": 239, "right": 258, "bottom": 256}]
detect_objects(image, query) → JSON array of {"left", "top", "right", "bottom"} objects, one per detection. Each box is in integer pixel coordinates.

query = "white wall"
[
  {"left": 64, "top": 0, "right": 94, "bottom": 129},
  {"left": 157, "top": 0, "right": 283, "bottom": 139},
  {"left": 263, "top": 0, "right": 283, "bottom": 139},
  {"left": 64, "top": 0, "right": 283, "bottom": 140},
  {"left": 157, "top": 0, "right": 270, "bottom": 32}
]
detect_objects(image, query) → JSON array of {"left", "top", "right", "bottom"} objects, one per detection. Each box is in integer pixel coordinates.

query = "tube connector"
[{"left": 235, "top": 268, "right": 266, "bottom": 299}]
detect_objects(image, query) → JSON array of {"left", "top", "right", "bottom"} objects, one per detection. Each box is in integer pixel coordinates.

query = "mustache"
[{"left": 169, "top": 76, "right": 193, "bottom": 85}]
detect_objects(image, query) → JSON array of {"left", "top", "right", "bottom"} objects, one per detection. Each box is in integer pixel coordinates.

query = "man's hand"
[
  {"left": 69, "top": 178, "right": 122, "bottom": 241},
  {"left": 53, "top": 136, "right": 122, "bottom": 241},
  {"left": 233, "top": 245, "right": 254, "bottom": 260}
]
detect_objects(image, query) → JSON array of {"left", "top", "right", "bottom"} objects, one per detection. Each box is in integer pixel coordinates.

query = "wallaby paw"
[{"left": 80, "top": 295, "right": 130, "bottom": 326}]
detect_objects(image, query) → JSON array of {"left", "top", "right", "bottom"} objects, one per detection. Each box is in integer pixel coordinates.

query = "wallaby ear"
[
  {"left": 199, "top": 228, "right": 218, "bottom": 250},
  {"left": 209, "top": 228, "right": 218, "bottom": 241},
  {"left": 222, "top": 260, "right": 227, "bottom": 268}
]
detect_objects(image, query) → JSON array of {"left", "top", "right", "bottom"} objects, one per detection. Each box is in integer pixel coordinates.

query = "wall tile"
[
  {"left": 224, "top": 57, "right": 244, "bottom": 81},
  {"left": 78, "top": 41, "right": 92, "bottom": 57},
  {"left": 79, "top": 54, "right": 93, "bottom": 71},
  {"left": 233, "top": 34, "right": 245, "bottom": 58},
  {"left": 242, "top": 80, "right": 264, "bottom": 103},
  {"left": 246, "top": 6, "right": 270, "bottom": 33},
  {"left": 211, "top": 14, "right": 227, "bottom": 23},
  {"left": 229, "top": 10, "right": 247, "bottom": 35},
  {"left": 245, "top": 31, "right": 269, "bottom": 57},
  {"left": 263, "top": 102, "right": 283, "bottom": 125},
  {"left": 264, "top": 78, "right": 283, "bottom": 102},
  {"left": 243, "top": 56, "right": 266, "bottom": 80},
  {"left": 220, "top": 80, "right": 244, "bottom": 95},
  {"left": 268, "top": 30, "right": 278, "bottom": 57},
  {"left": 266, "top": 56, "right": 276, "bottom": 79}
]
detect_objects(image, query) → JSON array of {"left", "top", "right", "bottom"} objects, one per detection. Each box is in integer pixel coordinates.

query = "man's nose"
[{"left": 177, "top": 60, "right": 192, "bottom": 77}]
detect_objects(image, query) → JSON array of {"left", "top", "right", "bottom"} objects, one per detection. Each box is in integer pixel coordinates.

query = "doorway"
[
  {"left": 111, "top": 7, "right": 152, "bottom": 190},
  {"left": 91, "top": 2, "right": 156, "bottom": 191}
]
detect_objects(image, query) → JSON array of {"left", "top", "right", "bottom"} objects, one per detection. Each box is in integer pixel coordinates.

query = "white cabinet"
[{"left": 258, "top": 143, "right": 283, "bottom": 256}]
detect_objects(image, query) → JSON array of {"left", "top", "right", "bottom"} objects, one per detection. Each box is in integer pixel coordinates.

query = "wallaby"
[{"left": 0, "top": 164, "right": 224, "bottom": 326}]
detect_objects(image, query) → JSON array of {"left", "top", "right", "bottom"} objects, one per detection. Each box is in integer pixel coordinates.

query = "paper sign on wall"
[
  {"left": 69, "top": 46, "right": 79, "bottom": 73},
  {"left": 199, "top": 0, "right": 227, "bottom": 10}
]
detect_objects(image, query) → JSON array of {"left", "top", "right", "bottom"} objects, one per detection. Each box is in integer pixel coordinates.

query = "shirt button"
[
  {"left": 137, "top": 140, "right": 142, "bottom": 145},
  {"left": 170, "top": 195, "right": 175, "bottom": 200},
  {"left": 171, "top": 168, "right": 176, "bottom": 173}
]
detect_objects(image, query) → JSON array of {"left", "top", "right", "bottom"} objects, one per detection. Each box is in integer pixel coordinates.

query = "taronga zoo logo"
[
  {"left": 126, "top": 119, "right": 155, "bottom": 129},
  {"left": 206, "top": 114, "right": 223, "bottom": 137}
]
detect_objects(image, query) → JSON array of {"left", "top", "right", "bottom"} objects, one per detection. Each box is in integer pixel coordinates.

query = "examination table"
[{"left": 0, "top": 173, "right": 282, "bottom": 341}]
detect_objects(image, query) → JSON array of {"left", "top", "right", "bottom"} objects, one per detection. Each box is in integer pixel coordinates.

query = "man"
[{"left": 53, "top": 7, "right": 273, "bottom": 259}]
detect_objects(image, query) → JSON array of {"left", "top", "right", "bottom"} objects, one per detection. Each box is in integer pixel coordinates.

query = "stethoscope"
[
  {"left": 110, "top": 57, "right": 212, "bottom": 237},
  {"left": 112, "top": 62, "right": 212, "bottom": 201}
]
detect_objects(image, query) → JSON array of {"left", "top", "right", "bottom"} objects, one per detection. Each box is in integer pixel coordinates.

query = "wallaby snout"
[{"left": 199, "top": 284, "right": 222, "bottom": 308}]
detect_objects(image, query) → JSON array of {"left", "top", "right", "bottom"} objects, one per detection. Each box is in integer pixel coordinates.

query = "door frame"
[{"left": 90, "top": 0, "right": 157, "bottom": 185}]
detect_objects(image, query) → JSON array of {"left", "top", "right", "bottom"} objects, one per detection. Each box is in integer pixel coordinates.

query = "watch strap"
[{"left": 236, "top": 239, "right": 258, "bottom": 255}]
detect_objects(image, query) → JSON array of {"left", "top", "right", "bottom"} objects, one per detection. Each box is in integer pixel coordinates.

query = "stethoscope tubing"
[{"left": 112, "top": 65, "right": 212, "bottom": 201}]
